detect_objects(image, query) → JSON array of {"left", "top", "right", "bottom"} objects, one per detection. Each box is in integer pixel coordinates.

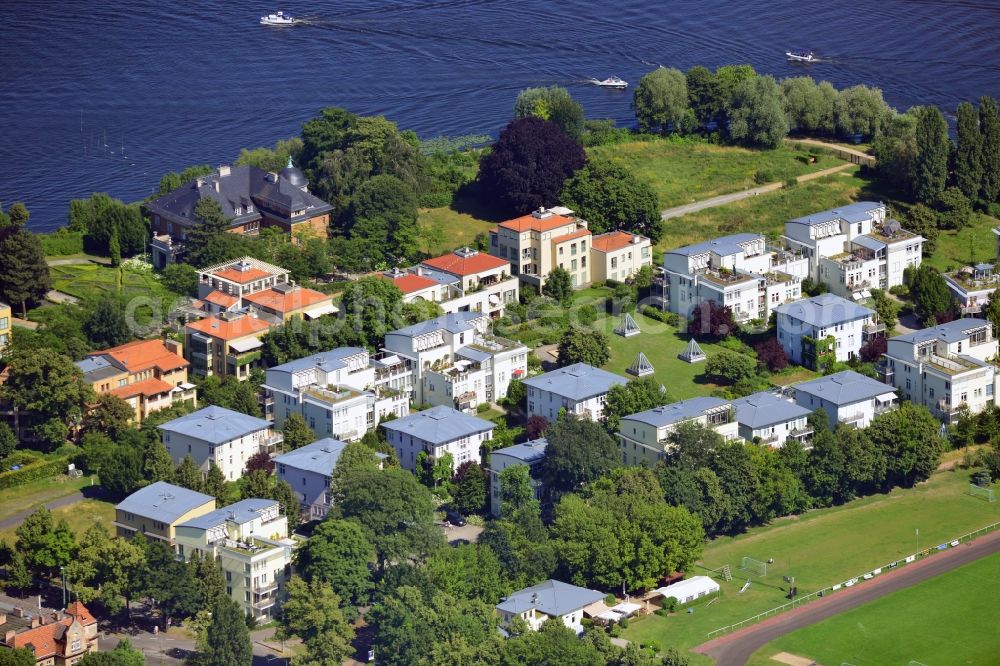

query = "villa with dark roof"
[
  {"left": 159, "top": 405, "right": 281, "bottom": 481},
  {"left": 145, "top": 161, "right": 333, "bottom": 268},
  {"left": 275, "top": 438, "right": 387, "bottom": 520},
  {"left": 521, "top": 363, "right": 627, "bottom": 422},
  {"left": 381, "top": 405, "right": 495, "bottom": 472},
  {"left": 775, "top": 293, "right": 878, "bottom": 369}
]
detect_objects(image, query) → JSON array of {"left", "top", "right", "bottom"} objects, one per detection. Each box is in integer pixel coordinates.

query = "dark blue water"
[{"left": 3, "top": 0, "right": 999, "bottom": 232}]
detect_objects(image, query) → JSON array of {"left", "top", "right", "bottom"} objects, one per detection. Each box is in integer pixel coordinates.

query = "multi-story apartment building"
[
  {"left": 775, "top": 294, "right": 880, "bottom": 369},
  {"left": 489, "top": 207, "right": 593, "bottom": 290},
  {"left": 159, "top": 405, "right": 282, "bottom": 481},
  {"left": 382, "top": 404, "right": 495, "bottom": 472},
  {"left": 0, "top": 301, "right": 10, "bottom": 353},
  {"left": 174, "top": 499, "right": 294, "bottom": 621},
  {"left": 522, "top": 363, "right": 627, "bottom": 422},
  {"left": 114, "top": 481, "right": 216, "bottom": 544},
  {"left": 262, "top": 347, "right": 411, "bottom": 441},
  {"left": 382, "top": 247, "right": 519, "bottom": 319},
  {"left": 487, "top": 438, "right": 547, "bottom": 517},
  {"left": 618, "top": 397, "right": 738, "bottom": 466},
  {"left": 0, "top": 602, "right": 99, "bottom": 665},
  {"left": 383, "top": 312, "right": 528, "bottom": 410},
  {"left": 944, "top": 263, "right": 1000, "bottom": 317},
  {"left": 76, "top": 339, "right": 197, "bottom": 423},
  {"left": 880, "top": 318, "right": 999, "bottom": 422},
  {"left": 590, "top": 231, "right": 653, "bottom": 283},
  {"left": 792, "top": 370, "right": 899, "bottom": 430},
  {"left": 197, "top": 257, "right": 337, "bottom": 322},
  {"left": 783, "top": 202, "right": 923, "bottom": 299},
  {"left": 184, "top": 312, "right": 272, "bottom": 380},
  {"left": 662, "top": 233, "right": 808, "bottom": 323},
  {"left": 731, "top": 390, "right": 813, "bottom": 446},
  {"left": 146, "top": 162, "right": 332, "bottom": 268}
]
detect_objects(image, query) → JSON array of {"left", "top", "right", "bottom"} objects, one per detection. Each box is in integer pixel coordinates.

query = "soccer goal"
[
  {"left": 740, "top": 556, "right": 767, "bottom": 577},
  {"left": 968, "top": 484, "right": 996, "bottom": 502}
]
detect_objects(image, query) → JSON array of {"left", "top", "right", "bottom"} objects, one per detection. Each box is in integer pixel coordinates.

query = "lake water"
[{"left": 3, "top": 0, "right": 999, "bottom": 232}]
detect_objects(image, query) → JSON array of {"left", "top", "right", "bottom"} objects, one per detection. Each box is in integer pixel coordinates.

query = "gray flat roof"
[
  {"left": 852, "top": 235, "right": 886, "bottom": 251},
  {"left": 793, "top": 370, "right": 896, "bottom": 406},
  {"left": 115, "top": 481, "right": 214, "bottom": 524},
  {"left": 178, "top": 498, "right": 277, "bottom": 530},
  {"left": 268, "top": 347, "right": 367, "bottom": 374},
  {"left": 521, "top": 363, "right": 627, "bottom": 401},
  {"left": 158, "top": 405, "right": 271, "bottom": 445},
  {"left": 775, "top": 294, "right": 873, "bottom": 328},
  {"left": 624, "top": 397, "right": 731, "bottom": 428},
  {"left": 732, "top": 391, "right": 813, "bottom": 428},
  {"left": 381, "top": 405, "right": 494, "bottom": 444},
  {"left": 665, "top": 233, "right": 762, "bottom": 258},
  {"left": 496, "top": 579, "right": 604, "bottom": 616},
  {"left": 890, "top": 318, "right": 990, "bottom": 345},
  {"left": 788, "top": 201, "right": 883, "bottom": 226},
  {"left": 389, "top": 311, "right": 484, "bottom": 339},
  {"left": 491, "top": 437, "right": 548, "bottom": 463},
  {"left": 75, "top": 355, "right": 125, "bottom": 382}
]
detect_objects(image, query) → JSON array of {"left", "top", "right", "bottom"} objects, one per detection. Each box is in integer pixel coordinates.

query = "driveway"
[{"left": 443, "top": 522, "right": 484, "bottom": 546}]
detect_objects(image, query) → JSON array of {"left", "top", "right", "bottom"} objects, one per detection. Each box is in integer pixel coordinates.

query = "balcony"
[
  {"left": 923, "top": 353, "right": 979, "bottom": 376},
  {"left": 863, "top": 321, "right": 887, "bottom": 337},
  {"left": 697, "top": 268, "right": 756, "bottom": 287}
]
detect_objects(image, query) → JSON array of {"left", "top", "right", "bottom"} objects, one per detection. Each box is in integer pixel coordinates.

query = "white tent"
[{"left": 654, "top": 576, "right": 720, "bottom": 604}]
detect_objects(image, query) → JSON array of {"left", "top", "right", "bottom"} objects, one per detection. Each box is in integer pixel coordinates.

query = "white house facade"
[
  {"left": 496, "top": 580, "right": 605, "bottom": 635},
  {"left": 487, "top": 438, "right": 547, "bottom": 517},
  {"left": 618, "top": 397, "right": 738, "bottom": 467},
  {"left": 381, "top": 405, "right": 495, "bottom": 472},
  {"left": 731, "top": 390, "right": 814, "bottom": 446},
  {"left": 792, "top": 370, "right": 899, "bottom": 430},
  {"left": 775, "top": 294, "right": 879, "bottom": 369},
  {"left": 522, "top": 363, "right": 628, "bottom": 423}
]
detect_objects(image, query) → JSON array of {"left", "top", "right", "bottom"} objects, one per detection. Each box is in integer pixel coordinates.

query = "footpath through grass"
[
  {"left": 48, "top": 263, "right": 177, "bottom": 303},
  {"left": 0, "top": 475, "right": 91, "bottom": 524},
  {"left": 748, "top": 549, "right": 1000, "bottom": 666},
  {"left": 622, "top": 469, "right": 1000, "bottom": 659}
]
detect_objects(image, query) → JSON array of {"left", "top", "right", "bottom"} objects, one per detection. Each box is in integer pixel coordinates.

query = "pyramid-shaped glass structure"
[
  {"left": 614, "top": 312, "right": 640, "bottom": 338},
  {"left": 678, "top": 337, "right": 706, "bottom": 363},
  {"left": 627, "top": 351, "right": 655, "bottom": 377}
]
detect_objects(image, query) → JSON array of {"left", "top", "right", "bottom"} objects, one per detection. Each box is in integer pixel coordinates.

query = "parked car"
[{"left": 446, "top": 510, "right": 466, "bottom": 526}]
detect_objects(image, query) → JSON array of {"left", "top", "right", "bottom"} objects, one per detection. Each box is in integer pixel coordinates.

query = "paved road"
[
  {"left": 694, "top": 528, "right": 1000, "bottom": 666},
  {"left": 0, "top": 490, "right": 87, "bottom": 531},
  {"left": 659, "top": 163, "right": 855, "bottom": 221}
]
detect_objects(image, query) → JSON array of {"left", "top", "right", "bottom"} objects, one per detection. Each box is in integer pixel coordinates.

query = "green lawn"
[
  {"left": 48, "top": 262, "right": 177, "bottom": 304},
  {"left": 920, "top": 211, "right": 1000, "bottom": 273},
  {"left": 589, "top": 138, "right": 845, "bottom": 210},
  {"left": 658, "top": 168, "right": 867, "bottom": 251},
  {"left": 748, "top": 550, "right": 1000, "bottom": 666},
  {"left": 0, "top": 475, "right": 92, "bottom": 524},
  {"left": 622, "top": 469, "right": 1000, "bottom": 659},
  {"left": 0, "top": 493, "right": 114, "bottom": 544}
]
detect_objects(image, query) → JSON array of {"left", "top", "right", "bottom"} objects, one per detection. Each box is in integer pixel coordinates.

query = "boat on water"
[
  {"left": 260, "top": 11, "right": 298, "bottom": 26},
  {"left": 593, "top": 76, "right": 628, "bottom": 89},
  {"left": 786, "top": 50, "right": 816, "bottom": 63}
]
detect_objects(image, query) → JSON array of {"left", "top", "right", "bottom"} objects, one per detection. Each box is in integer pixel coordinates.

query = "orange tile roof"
[
  {"left": 66, "top": 602, "right": 97, "bottom": 626},
  {"left": 243, "top": 287, "right": 332, "bottom": 313},
  {"left": 7, "top": 604, "right": 95, "bottom": 659},
  {"left": 203, "top": 290, "right": 239, "bottom": 308},
  {"left": 498, "top": 212, "right": 577, "bottom": 233},
  {"left": 95, "top": 339, "right": 189, "bottom": 374},
  {"left": 212, "top": 266, "right": 274, "bottom": 284},
  {"left": 391, "top": 273, "right": 440, "bottom": 294},
  {"left": 110, "top": 377, "right": 176, "bottom": 400},
  {"left": 421, "top": 251, "right": 508, "bottom": 277},
  {"left": 592, "top": 231, "right": 642, "bottom": 253},
  {"left": 552, "top": 228, "right": 591, "bottom": 244},
  {"left": 186, "top": 315, "right": 271, "bottom": 340}
]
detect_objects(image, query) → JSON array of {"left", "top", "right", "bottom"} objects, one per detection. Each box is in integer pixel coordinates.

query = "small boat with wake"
[
  {"left": 260, "top": 11, "right": 298, "bottom": 26},
  {"left": 591, "top": 76, "right": 628, "bottom": 89},
  {"left": 786, "top": 50, "right": 816, "bottom": 63}
]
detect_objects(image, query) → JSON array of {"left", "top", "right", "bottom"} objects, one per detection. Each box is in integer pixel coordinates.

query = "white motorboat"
[
  {"left": 593, "top": 76, "right": 628, "bottom": 89},
  {"left": 260, "top": 11, "right": 297, "bottom": 26},
  {"left": 786, "top": 50, "right": 816, "bottom": 63}
]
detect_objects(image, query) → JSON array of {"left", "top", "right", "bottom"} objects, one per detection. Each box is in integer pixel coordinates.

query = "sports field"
[
  {"left": 621, "top": 469, "right": 1000, "bottom": 660},
  {"left": 747, "top": 549, "right": 1000, "bottom": 665}
]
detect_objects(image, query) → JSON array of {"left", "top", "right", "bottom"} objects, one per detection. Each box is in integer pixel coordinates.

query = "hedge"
[{"left": 0, "top": 457, "right": 70, "bottom": 491}]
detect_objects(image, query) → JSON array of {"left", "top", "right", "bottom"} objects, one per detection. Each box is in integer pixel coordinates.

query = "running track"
[{"left": 694, "top": 528, "right": 1000, "bottom": 665}]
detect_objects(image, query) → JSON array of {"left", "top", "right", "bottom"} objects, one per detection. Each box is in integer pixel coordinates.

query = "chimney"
[
  {"left": 218, "top": 165, "right": 231, "bottom": 178},
  {"left": 0, "top": 614, "right": 6, "bottom": 626},
  {"left": 4, "top": 630, "right": 14, "bottom": 645},
  {"left": 213, "top": 179, "right": 220, "bottom": 193},
  {"left": 12, "top": 609, "right": 23, "bottom": 618},
  {"left": 30, "top": 616, "right": 40, "bottom": 628},
  {"left": 632, "top": 234, "right": 641, "bottom": 244},
  {"left": 415, "top": 266, "right": 423, "bottom": 276},
  {"left": 163, "top": 338, "right": 183, "bottom": 357}
]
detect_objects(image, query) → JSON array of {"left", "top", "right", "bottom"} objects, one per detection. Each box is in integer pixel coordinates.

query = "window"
[{"left": 71, "top": 639, "right": 82, "bottom": 652}]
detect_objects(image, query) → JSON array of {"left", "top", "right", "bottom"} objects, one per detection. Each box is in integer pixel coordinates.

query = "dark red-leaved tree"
[
  {"left": 478, "top": 117, "right": 586, "bottom": 216},
  {"left": 525, "top": 415, "right": 550, "bottom": 440},
  {"left": 755, "top": 337, "right": 789, "bottom": 372},
  {"left": 244, "top": 451, "right": 275, "bottom": 475},
  {"left": 859, "top": 336, "right": 888, "bottom": 363},
  {"left": 687, "top": 300, "right": 737, "bottom": 339}
]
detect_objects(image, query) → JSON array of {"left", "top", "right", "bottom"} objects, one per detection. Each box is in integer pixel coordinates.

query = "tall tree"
[
  {"left": 277, "top": 577, "right": 356, "bottom": 666},
  {"left": 866, "top": 403, "right": 945, "bottom": 489},
  {"left": 603, "top": 378, "right": 670, "bottom": 433},
  {"left": 633, "top": 67, "right": 689, "bottom": 134},
  {"left": 514, "top": 86, "right": 586, "bottom": 142},
  {"left": 82, "top": 394, "right": 135, "bottom": 440},
  {"left": 906, "top": 264, "right": 954, "bottom": 324},
  {"left": 557, "top": 327, "right": 610, "bottom": 368},
  {"left": 196, "top": 595, "right": 252, "bottom": 666},
  {"left": 294, "top": 519, "right": 375, "bottom": 606},
  {"left": 0, "top": 347, "right": 92, "bottom": 446},
  {"left": 0, "top": 422, "right": 17, "bottom": 460},
  {"left": 912, "top": 105, "right": 950, "bottom": 204},
  {"left": 452, "top": 462, "right": 488, "bottom": 515},
  {"left": 540, "top": 415, "right": 619, "bottom": 495},
  {"left": 143, "top": 539, "right": 200, "bottom": 625},
  {"left": 979, "top": 96, "right": 1000, "bottom": 203},
  {"left": 727, "top": 75, "right": 789, "bottom": 148},
  {"left": 954, "top": 101, "right": 985, "bottom": 201},
  {"left": 835, "top": 85, "right": 893, "bottom": 139},
  {"left": 560, "top": 159, "right": 662, "bottom": 242},
  {"left": 685, "top": 66, "right": 721, "bottom": 127},
  {"left": 184, "top": 198, "right": 244, "bottom": 267},
  {"left": 478, "top": 117, "right": 586, "bottom": 216},
  {"left": 78, "top": 638, "right": 144, "bottom": 666},
  {"left": 0, "top": 207, "right": 51, "bottom": 317},
  {"left": 345, "top": 174, "right": 419, "bottom": 268},
  {"left": 338, "top": 276, "right": 406, "bottom": 350},
  {"left": 84, "top": 295, "right": 132, "bottom": 349},
  {"left": 16, "top": 508, "right": 77, "bottom": 578},
  {"left": 781, "top": 76, "right": 837, "bottom": 134},
  {"left": 541, "top": 266, "right": 573, "bottom": 305}
]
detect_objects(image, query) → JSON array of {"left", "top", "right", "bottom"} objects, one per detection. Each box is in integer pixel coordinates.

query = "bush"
[
  {"left": 604, "top": 594, "right": 616, "bottom": 605},
  {"left": 654, "top": 608, "right": 668, "bottom": 617},
  {"left": 476, "top": 403, "right": 491, "bottom": 413},
  {"left": 577, "top": 304, "right": 599, "bottom": 326},
  {"left": 753, "top": 169, "right": 774, "bottom": 185},
  {"left": 39, "top": 229, "right": 85, "bottom": 256},
  {"left": 642, "top": 305, "right": 679, "bottom": 326},
  {"left": 665, "top": 596, "right": 678, "bottom": 612},
  {"left": 609, "top": 625, "right": 622, "bottom": 638},
  {"left": 0, "top": 457, "right": 69, "bottom": 490},
  {"left": 889, "top": 284, "right": 909, "bottom": 297},
  {"left": 784, "top": 177, "right": 798, "bottom": 188},
  {"left": 618, "top": 617, "right": 629, "bottom": 629}
]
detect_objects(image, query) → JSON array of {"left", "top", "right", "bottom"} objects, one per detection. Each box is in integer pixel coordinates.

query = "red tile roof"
[
  {"left": 212, "top": 266, "right": 274, "bottom": 284},
  {"left": 93, "top": 339, "right": 188, "bottom": 375},
  {"left": 498, "top": 212, "right": 577, "bottom": 233},
  {"left": 186, "top": 315, "right": 271, "bottom": 340},
  {"left": 592, "top": 231, "right": 642, "bottom": 253},
  {"left": 66, "top": 602, "right": 97, "bottom": 627},
  {"left": 242, "top": 287, "right": 333, "bottom": 313},
  {"left": 552, "top": 228, "right": 591, "bottom": 244},
  {"left": 203, "top": 290, "right": 240, "bottom": 308},
  {"left": 7, "top": 603, "right": 95, "bottom": 659},
  {"left": 110, "top": 377, "right": 176, "bottom": 400},
  {"left": 390, "top": 273, "right": 440, "bottom": 294},
  {"left": 421, "top": 251, "right": 508, "bottom": 277}
]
